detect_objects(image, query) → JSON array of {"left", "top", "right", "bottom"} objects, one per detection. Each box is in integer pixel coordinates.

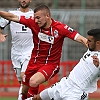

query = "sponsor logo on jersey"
[
  {"left": 93, "top": 53, "right": 98, "bottom": 57},
  {"left": 38, "top": 32, "right": 54, "bottom": 44},
  {"left": 68, "top": 27, "right": 73, "bottom": 33}
]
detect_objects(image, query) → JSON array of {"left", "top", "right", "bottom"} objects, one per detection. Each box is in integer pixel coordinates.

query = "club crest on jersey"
[
  {"left": 54, "top": 30, "right": 59, "bottom": 38},
  {"left": 93, "top": 53, "right": 98, "bottom": 57},
  {"left": 25, "top": 16, "right": 30, "bottom": 19},
  {"left": 38, "top": 32, "right": 54, "bottom": 44}
]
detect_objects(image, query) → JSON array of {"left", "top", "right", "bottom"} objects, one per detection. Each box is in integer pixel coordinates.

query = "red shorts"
[{"left": 22, "top": 63, "right": 60, "bottom": 86}]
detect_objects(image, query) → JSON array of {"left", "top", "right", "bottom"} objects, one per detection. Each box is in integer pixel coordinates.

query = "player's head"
[
  {"left": 87, "top": 28, "right": 100, "bottom": 51},
  {"left": 18, "top": 0, "right": 32, "bottom": 9},
  {"left": 34, "top": 5, "right": 51, "bottom": 28}
]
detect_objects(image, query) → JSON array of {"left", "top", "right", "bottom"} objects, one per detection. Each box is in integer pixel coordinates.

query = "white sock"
[{"left": 18, "top": 84, "right": 23, "bottom": 100}]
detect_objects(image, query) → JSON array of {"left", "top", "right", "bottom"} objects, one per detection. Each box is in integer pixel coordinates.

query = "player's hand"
[
  {"left": 91, "top": 55, "right": 99, "bottom": 67},
  {"left": 32, "top": 94, "right": 42, "bottom": 100},
  {"left": 0, "top": 33, "right": 7, "bottom": 42}
]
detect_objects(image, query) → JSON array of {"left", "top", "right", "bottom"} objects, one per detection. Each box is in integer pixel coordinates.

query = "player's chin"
[{"left": 38, "top": 24, "right": 42, "bottom": 28}]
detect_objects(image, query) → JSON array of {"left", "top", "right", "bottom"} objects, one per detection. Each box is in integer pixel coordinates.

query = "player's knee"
[{"left": 29, "top": 77, "right": 39, "bottom": 87}]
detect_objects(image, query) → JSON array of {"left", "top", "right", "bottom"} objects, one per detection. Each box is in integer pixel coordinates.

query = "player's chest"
[{"left": 35, "top": 27, "right": 61, "bottom": 44}]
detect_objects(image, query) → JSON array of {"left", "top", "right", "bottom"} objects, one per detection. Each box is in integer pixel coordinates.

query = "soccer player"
[
  {"left": 0, "top": 5, "right": 88, "bottom": 100},
  {"left": 31, "top": 28, "right": 100, "bottom": 100},
  {"left": 0, "top": 0, "right": 34, "bottom": 100}
]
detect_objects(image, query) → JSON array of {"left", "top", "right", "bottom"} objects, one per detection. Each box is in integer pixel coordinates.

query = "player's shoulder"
[
  {"left": 8, "top": 8, "right": 33, "bottom": 13},
  {"left": 52, "top": 18, "right": 66, "bottom": 30},
  {"left": 8, "top": 8, "right": 20, "bottom": 12},
  {"left": 28, "top": 8, "right": 34, "bottom": 12},
  {"left": 52, "top": 19, "right": 65, "bottom": 26}
]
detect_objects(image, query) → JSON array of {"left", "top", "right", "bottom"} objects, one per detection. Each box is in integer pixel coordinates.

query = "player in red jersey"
[{"left": 0, "top": 5, "right": 87, "bottom": 100}]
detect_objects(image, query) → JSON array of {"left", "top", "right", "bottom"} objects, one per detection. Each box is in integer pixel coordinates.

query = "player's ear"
[
  {"left": 46, "top": 13, "right": 50, "bottom": 19},
  {"left": 30, "top": 0, "right": 32, "bottom": 3},
  {"left": 96, "top": 40, "right": 100, "bottom": 47}
]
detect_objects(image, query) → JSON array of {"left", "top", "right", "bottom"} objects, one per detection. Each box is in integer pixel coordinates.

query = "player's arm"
[
  {"left": 61, "top": 24, "right": 88, "bottom": 48},
  {"left": 92, "top": 55, "right": 100, "bottom": 67},
  {"left": 0, "top": 11, "right": 19, "bottom": 22},
  {"left": 0, "top": 17, "right": 10, "bottom": 42},
  {"left": 0, "top": 28, "right": 7, "bottom": 42},
  {"left": 75, "top": 34, "right": 88, "bottom": 48},
  {"left": 32, "top": 94, "right": 42, "bottom": 100}
]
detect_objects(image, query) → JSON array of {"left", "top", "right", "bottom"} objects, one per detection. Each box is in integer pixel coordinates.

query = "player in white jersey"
[
  {"left": 31, "top": 28, "right": 100, "bottom": 100},
  {"left": 0, "top": 0, "right": 34, "bottom": 100}
]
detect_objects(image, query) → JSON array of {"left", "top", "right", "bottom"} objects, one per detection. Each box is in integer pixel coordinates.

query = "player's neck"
[
  {"left": 95, "top": 42, "right": 100, "bottom": 51},
  {"left": 20, "top": 7, "right": 29, "bottom": 12},
  {"left": 44, "top": 18, "right": 52, "bottom": 29},
  {"left": 94, "top": 47, "right": 100, "bottom": 52}
]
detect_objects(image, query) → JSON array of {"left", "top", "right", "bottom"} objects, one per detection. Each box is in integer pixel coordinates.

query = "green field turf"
[
  {"left": 0, "top": 97, "right": 100, "bottom": 100},
  {"left": 0, "top": 97, "right": 17, "bottom": 100}
]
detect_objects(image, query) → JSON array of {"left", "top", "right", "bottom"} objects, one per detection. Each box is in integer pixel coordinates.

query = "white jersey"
[
  {"left": 46, "top": 50, "right": 100, "bottom": 100},
  {"left": 0, "top": 8, "right": 34, "bottom": 67},
  {"left": 69, "top": 49, "right": 100, "bottom": 93}
]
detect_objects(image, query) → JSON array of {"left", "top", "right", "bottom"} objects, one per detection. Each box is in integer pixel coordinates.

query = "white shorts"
[
  {"left": 46, "top": 77, "right": 88, "bottom": 100},
  {"left": 11, "top": 47, "right": 32, "bottom": 81},
  {"left": 13, "top": 59, "right": 29, "bottom": 81}
]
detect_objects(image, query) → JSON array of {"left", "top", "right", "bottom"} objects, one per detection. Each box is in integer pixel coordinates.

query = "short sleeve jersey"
[
  {"left": 0, "top": 8, "right": 34, "bottom": 54},
  {"left": 69, "top": 49, "right": 100, "bottom": 93},
  {"left": 19, "top": 16, "right": 79, "bottom": 65}
]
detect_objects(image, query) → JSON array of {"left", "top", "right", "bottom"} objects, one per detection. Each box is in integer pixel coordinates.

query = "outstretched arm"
[
  {"left": 0, "top": 28, "right": 7, "bottom": 42},
  {"left": 75, "top": 34, "right": 88, "bottom": 48},
  {"left": 0, "top": 11, "right": 19, "bottom": 22}
]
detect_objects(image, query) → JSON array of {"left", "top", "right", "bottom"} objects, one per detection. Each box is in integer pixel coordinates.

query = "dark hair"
[
  {"left": 34, "top": 5, "right": 50, "bottom": 15},
  {"left": 87, "top": 28, "right": 100, "bottom": 41}
]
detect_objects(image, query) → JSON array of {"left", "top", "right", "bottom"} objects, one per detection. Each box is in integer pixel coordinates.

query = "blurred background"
[{"left": 0, "top": 0, "right": 100, "bottom": 99}]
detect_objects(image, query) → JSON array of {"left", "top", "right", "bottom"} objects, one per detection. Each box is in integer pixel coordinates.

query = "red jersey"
[{"left": 19, "top": 16, "right": 79, "bottom": 65}]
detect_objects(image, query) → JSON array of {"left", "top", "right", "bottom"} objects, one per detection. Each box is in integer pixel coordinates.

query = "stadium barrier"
[{"left": 0, "top": 60, "right": 100, "bottom": 98}]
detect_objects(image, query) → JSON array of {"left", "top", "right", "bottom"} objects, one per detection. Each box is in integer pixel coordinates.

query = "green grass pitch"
[{"left": 0, "top": 97, "right": 100, "bottom": 100}]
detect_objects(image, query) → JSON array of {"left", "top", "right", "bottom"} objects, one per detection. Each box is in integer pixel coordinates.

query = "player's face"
[
  {"left": 18, "top": 0, "right": 31, "bottom": 8},
  {"left": 87, "top": 35, "right": 96, "bottom": 51},
  {"left": 34, "top": 10, "right": 49, "bottom": 28}
]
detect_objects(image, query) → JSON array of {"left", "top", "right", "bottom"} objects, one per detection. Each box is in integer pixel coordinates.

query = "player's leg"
[
  {"left": 22, "top": 84, "right": 29, "bottom": 100},
  {"left": 62, "top": 79, "right": 88, "bottom": 100},
  {"left": 27, "top": 85, "right": 54, "bottom": 100},
  {"left": 39, "top": 88, "right": 52, "bottom": 100},
  {"left": 22, "top": 64, "right": 39, "bottom": 100},
  {"left": 11, "top": 53, "right": 23, "bottom": 99},
  {"left": 29, "top": 64, "right": 60, "bottom": 87},
  {"left": 13, "top": 67, "right": 22, "bottom": 100},
  {"left": 31, "top": 88, "right": 50, "bottom": 100},
  {"left": 80, "top": 92, "right": 88, "bottom": 100},
  {"left": 12, "top": 58, "right": 22, "bottom": 100},
  {"left": 63, "top": 92, "right": 88, "bottom": 100},
  {"left": 18, "top": 59, "right": 30, "bottom": 100},
  {"left": 27, "top": 72, "right": 44, "bottom": 98},
  {"left": 28, "top": 64, "right": 60, "bottom": 99}
]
